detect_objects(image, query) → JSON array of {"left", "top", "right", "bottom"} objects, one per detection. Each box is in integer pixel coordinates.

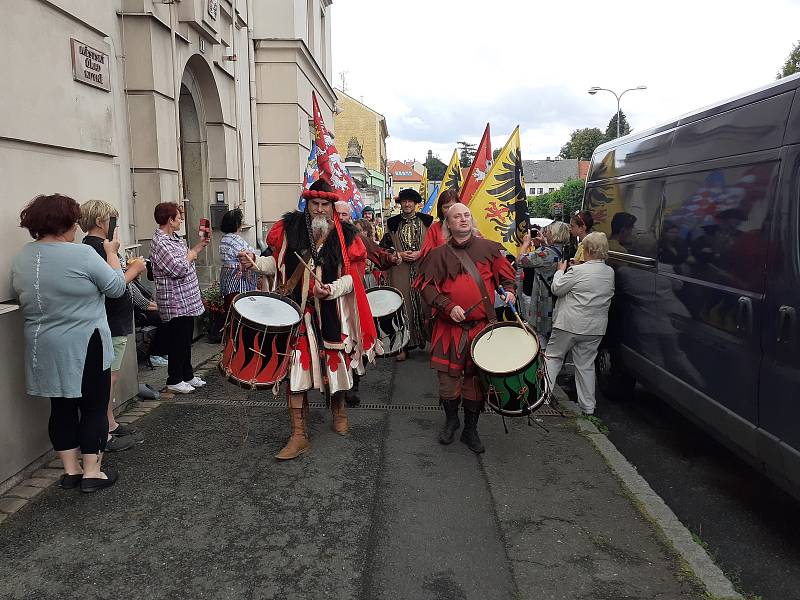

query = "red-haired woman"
[
  {"left": 149, "top": 202, "right": 209, "bottom": 394},
  {"left": 12, "top": 194, "right": 142, "bottom": 492}
]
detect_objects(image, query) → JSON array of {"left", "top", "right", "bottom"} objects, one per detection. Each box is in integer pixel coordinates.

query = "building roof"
[
  {"left": 388, "top": 160, "right": 422, "bottom": 182},
  {"left": 522, "top": 159, "right": 580, "bottom": 183},
  {"left": 578, "top": 160, "right": 590, "bottom": 180}
]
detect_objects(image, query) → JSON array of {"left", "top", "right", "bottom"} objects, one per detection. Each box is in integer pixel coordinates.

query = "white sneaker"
[
  {"left": 167, "top": 382, "right": 195, "bottom": 394},
  {"left": 149, "top": 355, "right": 168, "bottom": 367},
  {"left": 185, "top": 377, "right": 206, "bottom": 388}
]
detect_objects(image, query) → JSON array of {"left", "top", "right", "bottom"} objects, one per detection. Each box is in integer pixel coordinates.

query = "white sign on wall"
[
  {"left": 70, "top": 39, "right": 110, "bottom": 92},
  {"left": 208, "top": 0, "right": 219, "bottom": 19}
]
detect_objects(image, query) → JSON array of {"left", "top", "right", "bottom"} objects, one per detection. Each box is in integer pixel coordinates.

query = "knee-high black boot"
[
  {"left": 460, "top": 408, "right": 485, "bottom": 453},
  {"left": 438, "top": 398, "right": 461, "bottom": 444}
]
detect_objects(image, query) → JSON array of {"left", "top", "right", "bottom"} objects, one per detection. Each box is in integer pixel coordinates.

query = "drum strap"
[
  {"left": 448, "top": 247, "right": 497, "bottom": 325},
  {"left": 277, "top": 255, "right": 308, "bottom": 298}
]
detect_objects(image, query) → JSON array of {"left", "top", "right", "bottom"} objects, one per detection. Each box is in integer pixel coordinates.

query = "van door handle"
[
  {"left": 736, "top": 296, "right": 753, "bottom": 335},
  {"left": 777, "top": 305, "right": 796, "bottom": 343}
]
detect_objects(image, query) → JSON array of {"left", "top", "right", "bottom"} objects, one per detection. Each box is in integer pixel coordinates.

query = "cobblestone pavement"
[{"left": 0, "top": 346, "right": 710, "bottom": 600}]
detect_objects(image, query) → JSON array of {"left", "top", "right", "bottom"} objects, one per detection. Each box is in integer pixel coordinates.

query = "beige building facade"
[
  {"left": 333, "top": 89, "right": 388, "bottom": 175},
  {"left": 0, "top": 0, "right": 336, "bottom": 489}
]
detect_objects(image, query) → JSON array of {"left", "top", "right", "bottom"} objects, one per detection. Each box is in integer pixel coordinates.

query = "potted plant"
[{"left": 200, "top": 283, "right": 226, "bottom": 343}]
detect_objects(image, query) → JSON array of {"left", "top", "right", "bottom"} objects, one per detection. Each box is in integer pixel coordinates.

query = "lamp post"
[{"left": 588, "top": 85, "right": 647, "bottom": 138}]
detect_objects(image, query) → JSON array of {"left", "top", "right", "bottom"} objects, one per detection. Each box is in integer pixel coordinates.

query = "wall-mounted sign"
[
  {"left": 208, "top": 0, "right": 218, "bottom": 19},
  {"left": 70, "top": 39, "right": 110, "bottom": 91}
]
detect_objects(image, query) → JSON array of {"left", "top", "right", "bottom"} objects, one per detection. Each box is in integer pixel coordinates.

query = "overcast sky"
[{"left": 331, "top": 0, "right": 800, "bottom": 162}]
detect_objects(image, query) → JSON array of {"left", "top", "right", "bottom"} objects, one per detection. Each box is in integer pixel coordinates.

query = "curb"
[{"left": 551, "top": 385, "right": 742, "bottom": 600}]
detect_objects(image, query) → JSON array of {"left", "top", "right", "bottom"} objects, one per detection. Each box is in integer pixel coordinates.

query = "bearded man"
[
  {"left": 414, "top": 203, "right": 516, "bottom": 453},
  {"left": 240, "top": 180, "right": 377, "bottom": 460},
  {"left": 379, "top": 188, "right": 433, "bottom": 360}
]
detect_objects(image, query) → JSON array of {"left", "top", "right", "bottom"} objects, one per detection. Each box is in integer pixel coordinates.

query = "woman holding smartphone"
[
  {"left": 80, "top": 200, "right": 147, "bottom": 452},
  {"left": 149, "top": 202, "right": 209, "bottom": 394},
  {"left": 517, "top": 221, "right": 570, "bottom": 348}
]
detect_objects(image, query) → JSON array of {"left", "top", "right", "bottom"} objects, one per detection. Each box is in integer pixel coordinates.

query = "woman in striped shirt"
[{"left": 219, "top": 209, "right": 259, "bottom": 311}]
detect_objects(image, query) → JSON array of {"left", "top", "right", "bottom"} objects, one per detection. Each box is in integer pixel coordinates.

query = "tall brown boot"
[
  {"left": 275, "top": 406, "right": 310, "bottom": 460},
  {"left": 331, "top": 391, "right": 349, "bottom": 435}
]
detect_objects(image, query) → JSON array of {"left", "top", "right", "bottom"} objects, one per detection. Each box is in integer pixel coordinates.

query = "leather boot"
[
  {"left": 438, "top": 398, "right": 461, "bottom": 444},
  {"left": 331, "top": 392, "right": 349, "bottom": 435},
  {"left": 460, "top": 408, "right": 485, "bottom": 454},
  {"left": 275, "top": 406, "right": 310, "bottom": 460}
]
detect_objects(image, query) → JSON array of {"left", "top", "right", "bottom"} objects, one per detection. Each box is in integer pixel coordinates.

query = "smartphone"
[
  {"left": 199, "top": 217, "right": 211, "bottom": 241},
  {"left": 106, "top": 216, "right": 117, "bottom": 241}
]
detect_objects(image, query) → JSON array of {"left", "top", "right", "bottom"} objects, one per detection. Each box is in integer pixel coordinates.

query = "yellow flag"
[
  {"left": 439, "top": 149, "right": 462, "bottom": 197},
  {"left": 419, "top": 166, "right": 428, "bottom": 200},
  {"left": 422, "top": 150, "right": 460, "bottom": 214},
  {"left": 468, "top": 126, "right": 530, "bottom": 253}
]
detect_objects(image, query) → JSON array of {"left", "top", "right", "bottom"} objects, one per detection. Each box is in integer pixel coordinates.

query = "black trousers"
[
  {"left": 49, "top": 329, "right": 110, "bottom": 454},
  {"left": 166, "top": 315, "right": 195, "bottom": 385}
]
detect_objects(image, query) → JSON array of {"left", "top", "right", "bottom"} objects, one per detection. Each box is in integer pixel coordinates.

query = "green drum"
[{"left": 470, "top": 322, "right": 546, "bottom": 417}]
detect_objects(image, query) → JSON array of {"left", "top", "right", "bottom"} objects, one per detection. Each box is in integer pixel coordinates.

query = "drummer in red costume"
[
  {"left": 415, "top": 202, "right": 516, "bottom": 453},
  {"left": 419, "top": 189, "right": 460, "bottom": 258},
  {"left": 240, "top": 180, "right": 377, "bottom": 460}
]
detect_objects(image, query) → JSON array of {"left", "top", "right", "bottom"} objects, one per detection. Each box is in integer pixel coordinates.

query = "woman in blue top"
[
  {"left": 11, "top": 194, "right": 136, "bottom": 493},
  {"left": 218, "top": 208, "right": 259, "bottom": 311}
]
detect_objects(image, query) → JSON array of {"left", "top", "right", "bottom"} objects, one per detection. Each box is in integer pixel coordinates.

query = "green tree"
[
  {"left": 527, "top": 192, "right": 554, "bottom": 218},
  {"left": 424, "top": 150, "right": 447, "bottom": 181},
  {"left": 457, "top": 141, "right": 477, "bottom": 168},
  {"left": 604, "top": 111, "right": 631, "bottom": 140},
  {"left": 527, "top": 178, "right": 585, "bottom": 220},
  {"left": 492, "top": 148, "right": 502, "bottom": 160},
  {"left": 554, "top": 178, "right": 586, "bottom": 218},
  {"left": 558, "top": 128, "right": 605, "bottom": 160},
  {"left": 777, "top": 40, "right": 800, "bottom": 78}
]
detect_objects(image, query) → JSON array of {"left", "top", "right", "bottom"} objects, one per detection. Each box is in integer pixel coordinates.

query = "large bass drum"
[
  {"left": 219, "top": 291, "right": 302, "bottom": 389},
  {"left": 470, "top": 322, "right": 546, "bottom": 417},
  {"left": 366, "top": 286, "right": 409, "bottom": 355}
]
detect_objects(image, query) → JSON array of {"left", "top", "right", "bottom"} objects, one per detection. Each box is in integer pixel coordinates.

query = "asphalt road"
[
  {"left": 586, "top": 382, "right": 800, "bottom": 600},
  {"left": 0, "top": 352, "right": 703, "bottom": 600}
]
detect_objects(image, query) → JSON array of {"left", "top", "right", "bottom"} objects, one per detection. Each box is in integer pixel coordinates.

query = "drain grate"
[{"left": 161, "top": 397, "right": 565, "bottom": 416}]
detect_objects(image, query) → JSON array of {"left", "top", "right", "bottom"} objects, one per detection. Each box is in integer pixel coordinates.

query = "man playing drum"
[
  {"left": 240, "top": 180, "right": 377, "bottom": 460},
  {"left": 379, "top": 188, "right": 434, "bottom": 361},
  {"left": 415, "top": 203, "right": 516, "bottom": 453}
]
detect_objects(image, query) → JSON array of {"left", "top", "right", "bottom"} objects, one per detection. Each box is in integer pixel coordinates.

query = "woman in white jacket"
[{"left": 544, "top": 232, "right": 615, "bottom": 415}]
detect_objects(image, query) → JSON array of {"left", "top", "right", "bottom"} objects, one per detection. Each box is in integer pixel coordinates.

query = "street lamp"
[{"left": 588, "top": 85, "right": 647, "bottom": 138}]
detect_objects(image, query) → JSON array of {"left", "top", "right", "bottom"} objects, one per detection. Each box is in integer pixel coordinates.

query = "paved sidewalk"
[{"left": 0, "top": 346, "right": 709, "bottom": 599}]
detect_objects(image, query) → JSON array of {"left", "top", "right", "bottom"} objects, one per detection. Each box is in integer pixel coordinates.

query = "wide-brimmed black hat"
[{"left": 395, "top": 188, "right": 423, "bottom": 204}]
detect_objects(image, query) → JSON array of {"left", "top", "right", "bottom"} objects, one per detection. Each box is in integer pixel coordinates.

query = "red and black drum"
[{"left": 219, "top": 291, "right": 302, "bottom": 389}]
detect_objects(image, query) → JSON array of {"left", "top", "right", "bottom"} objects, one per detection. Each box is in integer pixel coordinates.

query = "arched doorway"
[{"left": 178, "top": 55, "right": 226, "bottom": 287}]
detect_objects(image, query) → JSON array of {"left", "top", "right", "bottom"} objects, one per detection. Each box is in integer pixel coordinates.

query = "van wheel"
[{"left": 596, "top": 347, "right": 636, "bottom": 399}]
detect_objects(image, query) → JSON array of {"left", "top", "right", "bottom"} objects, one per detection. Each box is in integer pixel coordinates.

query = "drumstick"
[
  {"left": 243, "top": 252, "right": 258, "bottom": 269},
  {"left": 462, "top": 299, "right": 483, "bottom": 316},
  {"left": 293, "top": 252, "right": 325, "bottom": 285},
  {"left": 497, "top": 285, "right": 528, "bottom": 332}
]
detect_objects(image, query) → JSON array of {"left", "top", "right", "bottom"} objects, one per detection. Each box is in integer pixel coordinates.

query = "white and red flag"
[
  {"left": 461, "top": 123, "right": 492, "bottom": 206},
  {"left": 311, "top": 92, "right": 365, "bottom": 218}
]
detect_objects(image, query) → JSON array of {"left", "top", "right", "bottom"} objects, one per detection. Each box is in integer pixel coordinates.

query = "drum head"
[
  {"left": 472, "top": 324, "right": 539, "bottom": 374},
  {"left": 233, "top": 293, "right": 301, "bottom": 327},
  {"left": 367, "top": 287, "right": 403, "bottom": 318}
]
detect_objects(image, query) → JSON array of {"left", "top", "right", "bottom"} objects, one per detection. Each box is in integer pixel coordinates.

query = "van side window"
[
  {"left": 661, "top": 162, "right": 778, "bottom": 292},
  {"left": 585, "top": 179, "right": 662, "bottom": 258}
]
